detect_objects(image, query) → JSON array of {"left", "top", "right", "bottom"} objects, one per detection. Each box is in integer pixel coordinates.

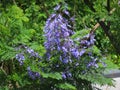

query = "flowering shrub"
[
  {"left": 14, "top": 4, "right": 113, "bottom": 90},
  {"left": 1, "top": 0, "right": 120, "bottom": 89}
]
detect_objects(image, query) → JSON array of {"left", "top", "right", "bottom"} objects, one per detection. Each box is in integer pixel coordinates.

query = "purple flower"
[
  {"left": 80, "top": 40, "right": 90, "bottom": 46},
  {"left": 26, "top": 48, "right": 34, "bottom": 54},
  {"left": 60, "top": 56, "right": 62, "bottom": 61},
  {"left": 62, "top": 72, "right": 72, "bottom": 79},
  {"left": 62, "top": 72, "right": 67, "bottom": 79},
  {"left": 62, "top": 46, "right": 68, "bottom": 52},
  {"left": 80, "top": 33, "right": 96, "bottom": 48},
  {"left": 87, "top": 58, "right": 99, "bottom": 68},
  {"left": 27, "top": 67, "right": 40, "bottom": 80},
  {"left": 90, "top": 34, "right": 95, "bottom": 45},
  {"left": 25, "top": 47, "right": 41, "bottom": 58},
  {"left": 70, "top": 16, "right": 75, "bottom": 22},
  {"left": 51, "top": 14, "right": 56, "bottom": 18},
  {"left": 16, "top": 53, "right": 25, "bottom": 65},
  {"left": 102, "top": 62, "right": 107, "bottom": 67},
  {"left": 79, "top": 49, "right": 86, "bottom": 56},
  {"left": 67, "top": 72, "right": 72, "bottom": 77},
  {"left": 16, "top": 54, "right": 25, "bottom": 60},
  {"left": 88, "top": 52, "right": 92, "bottom": 56},
  {"left": 46, "top": 52, "right": 51, "bottom": 60},
  {"left": 27, "top": 67, "right": 35, "bottom": 79},
  {"left": 62, "top": 58, "right": 69, "bottom": 64},
  {"left": 44, "top": 4, "right": 101, "bottom": 76},
  {"left": 44, "top": 8, "right": 75, "bottom": 62},
  {"left": 57, "top": 45, "right": 61, "bottom": 51},
  {"left": 64, "top": 32, "right": 69, "bottom": 37},
  {"left": 54, "top": 5, "right": 61, "bottom": 11},
  {"left": 99, "top": 60, "right": 107, "bottom": 67},
  {"left": 71, "top": 48, "right": 79, "bottom": 58},
  {"left": 35, "top": 72, "right": 40, "bottom": 77},
  {"left": 94, "top": 64, "right": 99, "bottom": 68},
  {"left": 63, "top": 10, "right": 70, "bottom": 16},
  {"left": 27, "top": 67, "right": 31, "bottom": 71}
]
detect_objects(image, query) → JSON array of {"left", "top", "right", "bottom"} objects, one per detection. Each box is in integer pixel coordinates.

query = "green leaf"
[
  {"left": 71, "top": 29, "right": 90, "bottom": 39},
  {"left": 41, "top": 72, "right": 62, "bottom": 80},
  {"left": 56, "top": 83, "right": 76, "bottom": 90},
  {"left": 21, "top": 16, "right": 29, "bottom": 22}
]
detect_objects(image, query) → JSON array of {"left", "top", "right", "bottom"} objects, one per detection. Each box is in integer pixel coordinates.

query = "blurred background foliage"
[{"left": 0, "top": 0, "right": 120, "bottom": 89}]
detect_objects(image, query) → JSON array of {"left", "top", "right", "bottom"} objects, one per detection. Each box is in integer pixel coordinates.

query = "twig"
[
  {"left": 0, "top": 62, "right": 7, "bottom": 76},
  {"left": 90, "top": 18, "right": 105, "bottom": 34},
  {"left": 90, "top": 8, "right": 116, "bottom": 34},
  {"left": 13, "top": 0, "right": 17, "bottom": 5}
]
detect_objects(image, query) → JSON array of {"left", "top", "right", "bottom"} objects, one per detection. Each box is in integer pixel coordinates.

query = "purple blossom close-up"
[
  {"left": 87, "top": 58, "right": 99, "bottom": 68},
  {"left": 25, "top": 47, "right": 41, "bottom": 58},
  {"left": 27, "top": 67, "right": 40, "bottom": 80},
  {"left": 16, "top": 53, "right": 25, "bottom": 65},
  {"left": 54, "top": 4, "right": 61, "bottom": 11},
  {"left": 62, "top": 72, "right": 67, "bottom": 79},
  {"left": 44, "top": 10, "right": 76, "bottom": 62},
  {"left": 62, "top": 72, "right": 72, "bottom": 79},
  {"left": 43, "top": 4, "right": 105, "bottom": 82}
]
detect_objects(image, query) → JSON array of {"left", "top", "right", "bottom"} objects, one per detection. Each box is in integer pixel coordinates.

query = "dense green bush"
[{"left": 0, "top": 0, "right": 119, "bottom": 90}]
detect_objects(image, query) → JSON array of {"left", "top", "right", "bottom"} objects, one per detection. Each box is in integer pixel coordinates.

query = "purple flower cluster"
[
  {"left": 15, "top": 45, "right": 41, "bottom": 65},
  {"left": 44, "top": 5, "right": 87, "bottom": 64},
  {"left": 44, "top": 13, "right": 73, "bottom": 51},
  {"left": 27, "top": 67, "right": 40, "bottom": 80},
  {"left": 15, "top": 45, "right": 41, "bottom": 79},
  {"left": 16, "top": 53, "right": 25, "bottom": 65},
  {"left": 14, "top": 4, "right": 106, "bottom": 83},
  {"left": 54, "top": 4, "right": 61, "bottom": 11},
  {"left": 43, "top": 4, "right": 101, "bottom": 79},
  {"left": 87, "top": 58, "right": 99, "bottom": 68},
  {"left": 62, "top": 72, "right": 72, "bottom": 79},
  {"left": 80, "top": 33, "right": 96, "bottom": 48},
  {"left": 25, "top": 47, "right": 41, "bottom": 58}
]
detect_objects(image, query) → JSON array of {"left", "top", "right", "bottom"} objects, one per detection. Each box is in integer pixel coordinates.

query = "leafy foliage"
[{"left": 0, "top": 0, "right": 119, "bottom": 90}]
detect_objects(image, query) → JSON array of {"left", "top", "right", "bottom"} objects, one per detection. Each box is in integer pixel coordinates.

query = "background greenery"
[{"left": 0, "top": 0, "right": 120, "bottom": 90}]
